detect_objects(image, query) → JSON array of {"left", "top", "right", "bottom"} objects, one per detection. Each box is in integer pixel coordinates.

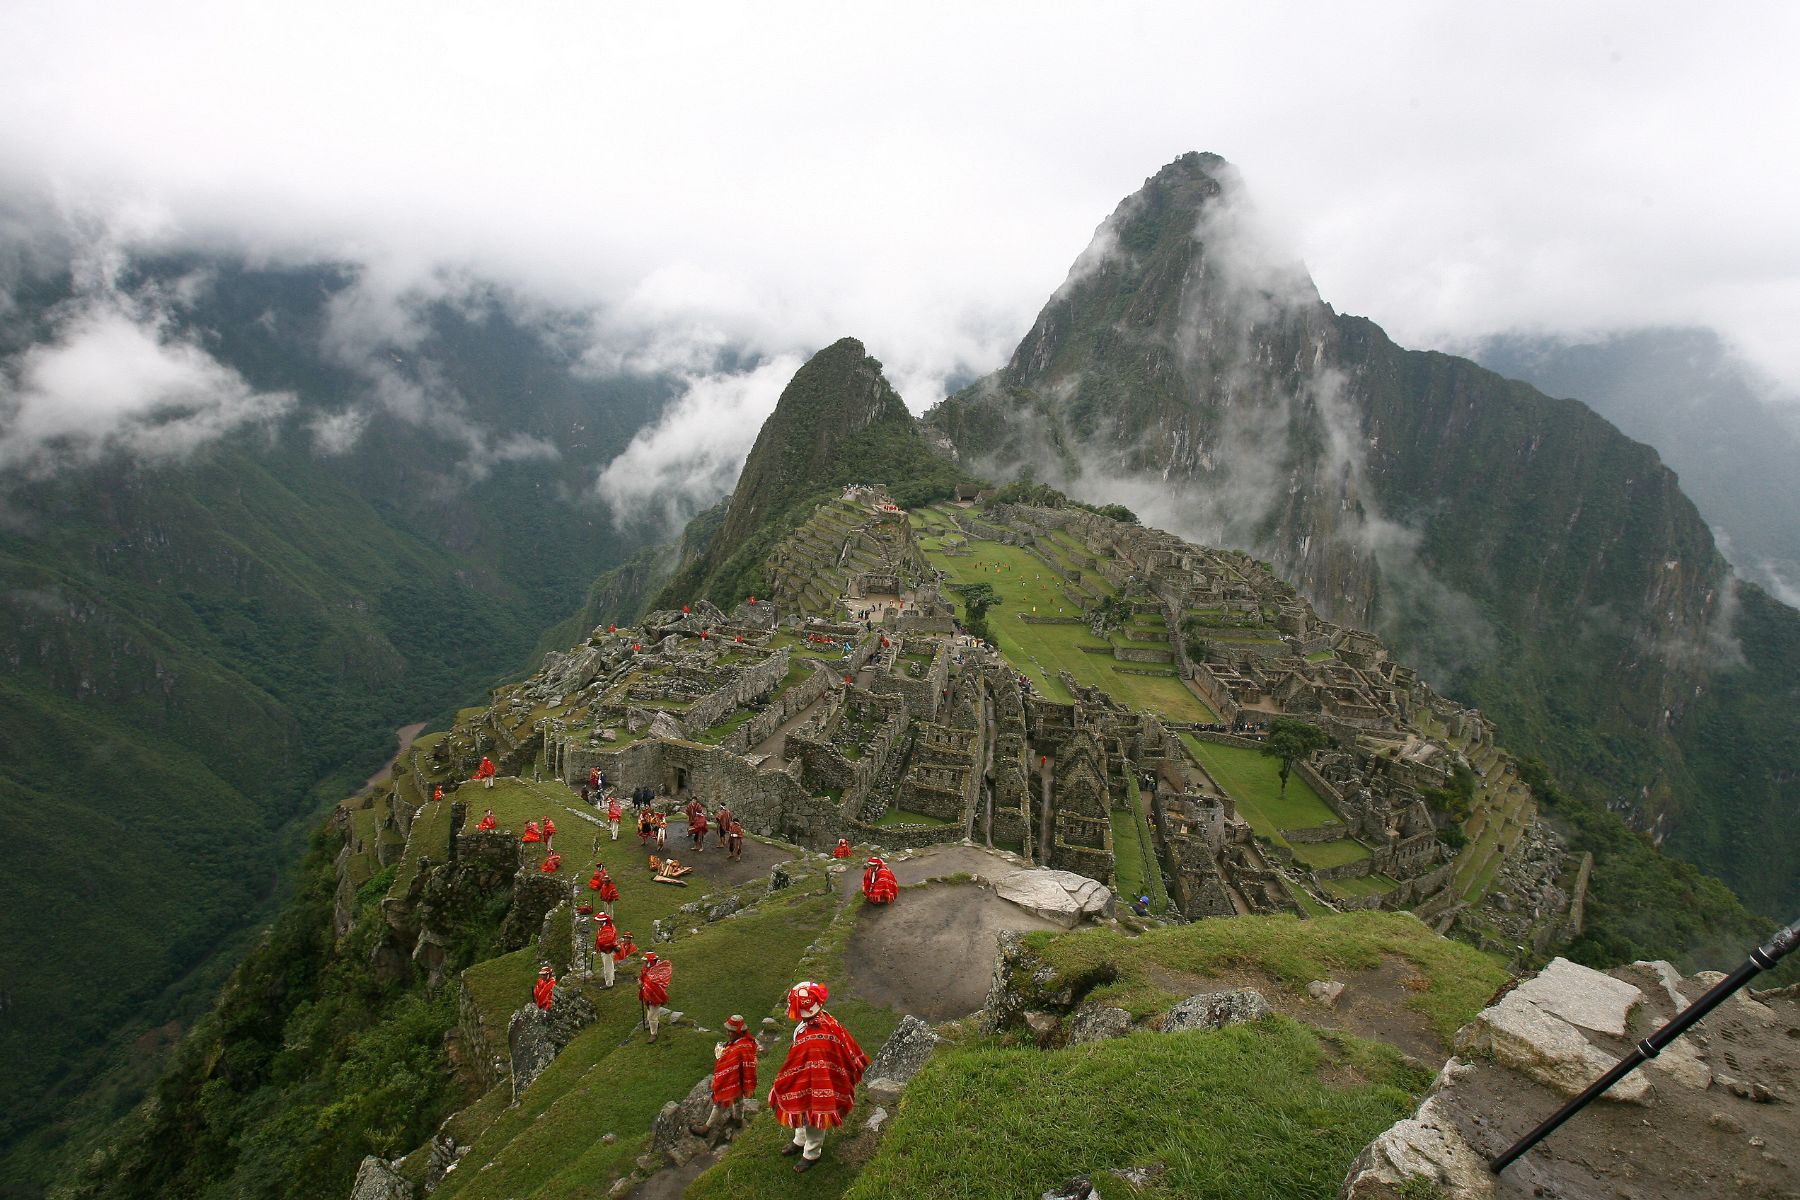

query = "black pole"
[{"left": 1491, "top": 916, "right": 1800, "bottom": 1174}]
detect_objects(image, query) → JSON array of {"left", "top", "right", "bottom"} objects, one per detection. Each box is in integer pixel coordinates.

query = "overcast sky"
[{"left": 3, "top": 0, "right": 1798, "bottom": 415}]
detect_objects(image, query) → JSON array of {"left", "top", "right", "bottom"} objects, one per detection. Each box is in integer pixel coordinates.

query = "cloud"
[
  {"left": 593, "top": 354, "right": 804, "bottom": 534},
  {"left": 0, "top": 218, "right": 292, "bottom": 474}
]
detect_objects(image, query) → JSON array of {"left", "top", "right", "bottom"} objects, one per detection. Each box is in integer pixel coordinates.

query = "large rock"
[
  {"left": 500, "top": 874, "right": 567, "bottom": 951},
  {"left": 1509, "top": 957, "right": 1642, "bottom": 1036},
  {"left": 1454, "top": 991, "right": 1649, "bottom": 1103},
  {"left": 507, "top": 987, "right": 599, "bottom": 1099},
  {"left": 650, "top": 1075, "right": 715, "bottom": 1165},
  {"left": 1161, "top": 989, "right": 1270, "bottom": 1033},
  {"left": 993, "top": 869, "right": 1114, "bottom": 928},
  {"left": 1338, "top": 1085, "right": 1496, "bottom": 1200},
  {"left": 648, "top": 711, "right": 686, "bottom": 741},
  {"left": 865, "top": 1014, "right": 941, "bottom": 1088},
  {"left": 1067, "top": 1005, "right": 1134, "bottom": 1045},
  {"left": 349, "top": 1156, "right": 413, "bottom": 1200}
]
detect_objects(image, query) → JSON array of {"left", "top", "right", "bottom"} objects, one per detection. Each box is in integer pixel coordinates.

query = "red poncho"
[
  {"left": 475, "top": 758, "right": 496, "bottom": 780},
  {"left": 832, "top": 841, "right": 851, "bottom": 859},
  {"left": 712, "top": 1033, "right": 760, "bottom": 1105},
  {"left": 608, "top": 798, "right": 622, "bottom": 821},
  {"left": 863, "top": 863, "right": 899, "bottom": 904},
  {"left": 544, "top": 819, "right": 557, "bottom": 838},
  {"left": 540, "top": 853, "right": 562, "bottom": 874},
  {"left": 476, "top": 814, "right": 497, "bottom": 830},
  {"left": 615, "top": 937, "right": 638, "bottom": 963},
  {"left": 638, "top": 958, "right": 673, "bottom": 1006},
  {"left": 598, "top": 874, "right": 619, "bottom": 903},
  {"left": 522, "top": 821, "right": 542, "bottom": 843},
  {"left": 688, "top": 810, "right": 709, "bottom": 836},
  {"left": 533, "top": 977, "right": 555, "bottom": 1010},
  {"left": 593, "top": 922, "right": 619, "bottom": 953},
  {"left": 769, "top": 1012, "right": 868, "bottom": 1128},
  {"left": 714, "top": 807, "right": 733, "bottom": 835}
]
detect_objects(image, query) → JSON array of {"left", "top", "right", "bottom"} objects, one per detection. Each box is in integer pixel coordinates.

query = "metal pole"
[{"left": 1491, "top": 917, "right": 1800, "bottom": 1174}]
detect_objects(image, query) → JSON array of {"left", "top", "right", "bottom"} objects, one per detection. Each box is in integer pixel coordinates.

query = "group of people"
[{"left": 533, "top": 962, "right": 868, "bottom": 1173}]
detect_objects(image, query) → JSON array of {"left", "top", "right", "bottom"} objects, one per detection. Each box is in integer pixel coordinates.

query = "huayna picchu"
[{"left": 46, "top": 159, "right": 1800, "bottom": 1200}]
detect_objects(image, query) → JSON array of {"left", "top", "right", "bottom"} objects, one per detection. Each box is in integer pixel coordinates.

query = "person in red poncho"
[
  {"left": 432, "top": 785, "right": 444, "bottom": 802},
  {"left": 475, "top": 756, "right": 497, "bottom": 789},
  {"left": 591, "top": 912, "right": 620, "bottom": 988},
  {"left": 769, "top": 981, "right": 868, "bottom": 1171},
  {"left": 533, "top": 965, "right": 556, "bottom": 1011},
  {"left": 726, "top": 820, "right": 745, "bottom": 862},
  {"left": 606, "top": 794, "right": 622, "bottom": 841},
  {"left": 540, "top": 851, "right": 562, "bottom": 874},
  {"left": 832, "top": 839, "right": 852, "bottom": 859},
  {"left": 615, "top": 929, "right": 638, "bottom": 966},
  {"left": 542, "top": 816, "right": 557, "bottom": 850},
  {"left": 687, "top": 805, "right": 709, "bottom": 853},
  {"left": 689, "top": 1014, "right": 759, "bottom": 1137},
  {"left": 521, "top": 820, "right": 542, "bottom": 844},
  {"left": 862, "top": 856, "right": 899, "bottom": 905},
  {"left": 638, "top": 951, "right": 673, "bottom": 1042},
  {"left": 476, "top": 809, "right": 497, "bottom": 831},
  {"left": 589, "top": 864, "right": 619, "bottom": 914},
  {"left": 713, "top": 804, "right": 733, "bottom": 842}
]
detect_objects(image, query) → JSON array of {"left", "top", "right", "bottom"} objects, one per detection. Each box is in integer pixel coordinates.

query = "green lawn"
[
  {"left": 1288, "top": 839, "right": 1375, "bottom": 871},
  {"left": 921, "top": 533, "right": 1215, "bottom": 722},
  {"left": 1324, "top": 874, "right": 1400, "bottom": 899},
  {"left": 875, "top": 807, "right": 956, "bottom": 827},
  {"left": 1181, "top": 737, "right": 1340, "bottom": 836},
  {"left": 1110, "top": 775, "right": 1170, "bottom": 912},
  {"left": 844, "top": 1020, "right": 1427, "bottom": 1200}
]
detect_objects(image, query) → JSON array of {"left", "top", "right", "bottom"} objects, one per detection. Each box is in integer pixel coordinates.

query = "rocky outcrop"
[
  {"left": 500, "top": 874, "right": 566, "bottom": 952},
  {"left": 349, "top": 1156, "right": 413, "bottom": 1200},
  {"left": 1159, "top": 989, "right": 1270, "bottom": 1033},
  {"left": 506, "top": 987, "right": 598, "bottom": 1100},
  {"left": 993, "top": 869, "right": 1114, "bottom": 929},
  {"left": 1340, "top": 957, "right": 1800, "bottom": 1200},
  {"left": 1066, "top": 1005, "right": 1133, "bottom": 1046},
  {"left": 864, "top": 1014, "right": 942, "bottom": 1097}
]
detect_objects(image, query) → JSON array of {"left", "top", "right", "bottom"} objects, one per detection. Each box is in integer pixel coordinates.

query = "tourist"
[
  {"left": 638, "top": 952, "right": 673, "bottom": 1043},
  {"left": 540, "top": 851, "right": 562, "bottom": 874},
  {"left": 476, "top": 809, "right": 497, "bottom": 831},
  {"left": 832, "top": 839, "right": 852, "bottom": 859},
  {"left": 592, "top": 912, "right": 620, "bottom": 987},
  {"left": 475, "top": 756, "right": 497, "bottom": 788},
  {"left": 607, "top": 794, "right": 622, "bottom": 840},
  {"left": 689, "top": 1015, "right": 759, "bottom": 1138},
  {"left": 533, "top": 965, "right": 556, "bottom": 1011},
  {"left": 726, "top": 820, "right": 745, "bottom": 861},
  {"left": 521, "top": 820, "right": 542, "bottom": 844},
  {"left": 768, "top": 981, "right": 868, "bottom": 1172},
  {"left": 862, "top": 856, "right": 899, "bottom": 905},
  {"left": 1132, "top": 895, "right": 1151, "bottom": 917}
]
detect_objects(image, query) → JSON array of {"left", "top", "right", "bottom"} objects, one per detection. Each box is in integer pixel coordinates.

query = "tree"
[
  {"left": 1261, "top": 718, "right": 1328, "bottom": 796},
  {"left": 952, "top": 582, "right": 1002, "bottom": 642}
]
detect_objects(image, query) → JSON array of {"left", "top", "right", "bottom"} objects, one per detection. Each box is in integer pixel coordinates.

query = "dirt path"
[
  {"left": 839, "top": 844, "right": 1064, "bottom": 1020},
  {"left": 364, "top": 721, "right": 427, "bottom": 789}
]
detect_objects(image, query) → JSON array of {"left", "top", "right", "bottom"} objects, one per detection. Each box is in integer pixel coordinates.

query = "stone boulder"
[
  {"left": 647, "top": 711, "right": 685, "bottom": 742},
  {"left": 650, "top": 1074, "right": 715, "bottom": 1165},
  {"left": 1067, "top": 1005, "right": 1134, "bottom": 1046},
  {"left": 500, "top": 874, "right": 567, "bottom": 951},
  {"left": 507, "top": 987, "right": 599, "bottom": 1100},
  {"left": 993, "top": 869, "right": 1114, "bottom": 929},
  {"left": 1339, "top": 1084, "right": 1496, "bottom": 1200},
  {"left": 1454, "top": 991, "right": 1649, "bottom": 1104},
  {"left": 1160, "top": 989, "right": 1270, "bottom": 1033},
  {"left": 865, "top": 1014, "right": 941, "bottom": 1091},
  {"left": 349, "top": 1156, "right": 413, "bottom": 1200},
  {"left": 1509, "top": 957, "right": 1641, "bottom": 1036}
]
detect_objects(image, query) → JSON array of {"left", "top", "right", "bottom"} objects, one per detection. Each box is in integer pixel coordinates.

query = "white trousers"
[
  {"left": 599, "top": 952, "right": 615, "bottom": 987},
  {"left": 790, "top": 1123, "right": 826, "bottom": 1160},
  {"left": 609, "top": 819, "right": 619, "bottom": 839},
  {"left": 644, "top": 1004, "right": 666, "bottom": 1036}
]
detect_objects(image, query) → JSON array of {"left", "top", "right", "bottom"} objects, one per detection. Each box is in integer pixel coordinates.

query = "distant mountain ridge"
[
  {"left": 925, "top": 152, "right": 1800, "bottom": 921},
  {"left": 0, "top": 252, "right": 673, "bottom": 1191},
  {"left": 1471, "top": 326, "right": 1800, "bottom": 606}
]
